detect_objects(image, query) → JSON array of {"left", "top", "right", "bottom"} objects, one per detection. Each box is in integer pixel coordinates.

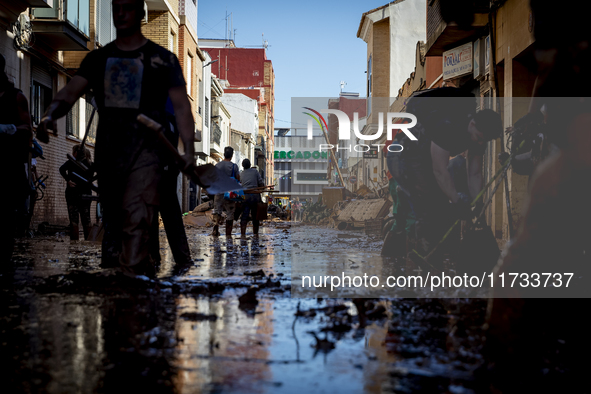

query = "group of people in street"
[{"left": 211, "top": 146, "right": 265, "bottom": 238}]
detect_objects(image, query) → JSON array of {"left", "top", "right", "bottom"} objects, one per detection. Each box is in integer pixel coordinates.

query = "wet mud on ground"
[{"left": 1, "top": 223, "right": 491, "bottom": 393}]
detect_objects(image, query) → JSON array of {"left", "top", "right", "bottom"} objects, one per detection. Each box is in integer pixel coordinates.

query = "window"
[
  {"left": 169, "top": 30, "right": 177, "bottom": 54},
  {"left": 297, "top": 172, "right": 327, "bottom": 181},
  {"left": 67, "top": 0, "right": 90, "bottom": 36},
  {"left": 85, "top": 94, "right": 98, "bottom": 144},
  {"left": 31, "top": 81, "right": 52, "bottom": 126},
  {"left": 66, "top": 99, "right": 80, "bottom": 138},
  {"left": 186, "top": 53, "right": 193, "bottom": 96}
]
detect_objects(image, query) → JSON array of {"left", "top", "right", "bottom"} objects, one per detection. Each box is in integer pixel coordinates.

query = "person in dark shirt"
[
  {"left": 37, "top": 0, "right": 197, "bottom": 275},
  {"left": 239, "top": 158, "right": 264, "bottom": 236},
  {"left": 0, "top": 53, "right": 33, "bottom": 264},
  {"left": 387, "top": 88, "right": 502, "bottom": 255},
  {"left": 59, "top": 144, "right": 95, "bottom": 240}
]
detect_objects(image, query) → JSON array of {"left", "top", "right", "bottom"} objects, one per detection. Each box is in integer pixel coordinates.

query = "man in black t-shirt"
[
  {"left": 386, "top": 88, "right": 502, "bottom": 255},
  {"left": 38, "top": 0, "right": 197, "bottom": 274}
]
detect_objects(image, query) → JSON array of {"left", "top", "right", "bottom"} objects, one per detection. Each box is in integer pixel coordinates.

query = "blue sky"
[{"left": 198, "top": 0, "right": 390, "bottom": 129}]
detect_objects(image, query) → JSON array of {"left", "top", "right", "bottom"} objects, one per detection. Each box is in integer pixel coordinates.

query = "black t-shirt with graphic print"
[{"left": 76, "top": 40, "right": 185, "bottom": 176}]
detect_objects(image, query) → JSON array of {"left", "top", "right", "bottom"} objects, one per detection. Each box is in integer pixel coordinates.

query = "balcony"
[
  {"left": 209, "top": 122, "right": 222, "bottom": 156},
  {"left": 31, "top": 0, "right": 90, "bottom": 51},
  {"left": 0, "top": 0, "right": 50, "bottom": 23},
  {"left": 425, "top": 0, "right": 489, "bottom": 57},
  {"left": 255, "top": 136, "right": 266, "bottom": 158},
  {"left": 210, "top": 122, "right": 222, "bottom": 146}
]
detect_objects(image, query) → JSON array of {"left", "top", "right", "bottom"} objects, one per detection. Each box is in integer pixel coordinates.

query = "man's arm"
[
  {"left": 234, "top": 164, "right": 240, "bottom": 182},
  {"left": 466, "top": 149, "right": 484, "bottom": 201},
  {"left": 37, "top": 76, "right": 89, "bottom": 139},
  {"left": 257, "top": 172, "right": 264, "bottom": 187},
  {"left": 431, "top": 141, "right": 458, "bottom": 202},
  {"left": 168, "top": 85, "right": 196, "bottom": 167}
]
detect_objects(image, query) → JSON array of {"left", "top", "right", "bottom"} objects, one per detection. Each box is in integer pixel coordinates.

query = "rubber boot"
[
  {"left": 70, "top": 223, "right": 79, "bottom": 241},
  {"left": 212, "top": 214, "right": 220, "bottom": 236},
  {"left": 225, "top": 220, "right": 233, "bottom": 237},
  {"left": 240, "top": 222, "right": 247, "bottom": 237},
  {"left": 253, "top": 221, "right": 260, "bottom": 236}
]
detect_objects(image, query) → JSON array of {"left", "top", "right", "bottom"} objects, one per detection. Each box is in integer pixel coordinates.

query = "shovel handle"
[
  {"left": 67, "top": 153, "right": 89, "bottom": 172},
  {"left": 137, "top": 114, "right": 194, "bottom": 172},
  {"left": 136, "top": 114, "right": 207, "bottom": 188}
]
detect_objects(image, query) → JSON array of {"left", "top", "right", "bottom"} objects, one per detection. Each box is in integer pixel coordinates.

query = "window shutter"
[{"left": 32, "top": 62, "right": 52, "bottom": 88}]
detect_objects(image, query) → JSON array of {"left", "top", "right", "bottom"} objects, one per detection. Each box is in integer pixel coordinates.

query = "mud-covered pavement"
[{"left": 1, "top": 223, "right": 491, "bottom": 393}]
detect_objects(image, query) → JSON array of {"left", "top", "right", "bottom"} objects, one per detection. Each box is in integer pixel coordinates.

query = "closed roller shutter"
[{"left": 31, "top": 62, "right": 51, "bottom": 88}]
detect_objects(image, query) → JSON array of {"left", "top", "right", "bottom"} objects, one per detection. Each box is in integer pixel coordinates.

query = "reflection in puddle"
[{"left": 2, "top": 225, "right": 485, "bottom": 393}]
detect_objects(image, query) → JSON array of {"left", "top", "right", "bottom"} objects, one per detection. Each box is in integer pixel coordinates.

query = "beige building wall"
[
  {"left": 142, "top": 10, "right": 179, "bottom": 50},
  {"left": 492, "top": 0, "right": 536, "bottom": 239}
]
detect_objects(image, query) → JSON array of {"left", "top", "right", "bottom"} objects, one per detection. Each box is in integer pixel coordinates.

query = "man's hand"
[
  {"left": 36, "top": 116, "right": 56, "bottom": 143},
  {"left": 68, "top": 181, "right": 77, "bottom": 188},
  {"left": 180, "top": 152, "right": 195, "bottom": 172}
]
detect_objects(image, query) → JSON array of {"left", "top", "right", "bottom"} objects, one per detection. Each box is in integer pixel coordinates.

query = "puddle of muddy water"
[{"left": 1, "top": 224, "right": 489, "bottom": 393}]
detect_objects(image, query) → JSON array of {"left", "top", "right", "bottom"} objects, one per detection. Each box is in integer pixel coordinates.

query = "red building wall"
[{"left": 203, "top": 48, "right": 267, "bottom": 88}]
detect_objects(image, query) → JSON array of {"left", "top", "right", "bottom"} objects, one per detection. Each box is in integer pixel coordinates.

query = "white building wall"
[
  {"left": 387, "top": 0, "right": 426, "bottom": 98},
  {"left": 364, "top": 0, "right": 426, "bottom": 99},
  {"left": 220, "top": 93, "right": 258, "bottom": 138}
]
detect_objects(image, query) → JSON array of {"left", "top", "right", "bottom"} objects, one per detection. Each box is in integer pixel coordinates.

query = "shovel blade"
[{"left": 192, "top": 164, "right": 243, "bottom": 195}]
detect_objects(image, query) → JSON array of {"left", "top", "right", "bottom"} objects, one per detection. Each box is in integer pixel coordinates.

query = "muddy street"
[{"left": 0, "top": 223, "right": 495, "bottom": 393}]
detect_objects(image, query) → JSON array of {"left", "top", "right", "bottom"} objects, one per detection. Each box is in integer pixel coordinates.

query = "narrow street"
[{"left": 1, "top": 223, "right": 490, "bottom": 393}]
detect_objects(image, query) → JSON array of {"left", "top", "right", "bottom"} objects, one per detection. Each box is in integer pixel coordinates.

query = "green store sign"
[{"left": 274, "top": 150, "right": 328, "bottom": 160}]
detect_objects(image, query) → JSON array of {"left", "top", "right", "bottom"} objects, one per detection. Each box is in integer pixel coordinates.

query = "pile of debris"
[
  {"left": 180, "top": 200, "right": 288, "bottom": 228},
  {"left": 182, "top": 201, "right": 216, "bottom": 228},
  {"left": 302, "top": 200, "right": 330, "bottom": 225},
  {"left": 302, "top": 187, "right": 393, "bottom": 233}
]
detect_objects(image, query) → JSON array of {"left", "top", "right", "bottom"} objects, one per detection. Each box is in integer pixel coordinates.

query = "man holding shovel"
[
  {"left": 37, "top": 0, "right": 196, "bottom": 275},
  {"left": 387, "top": 88, "right": 502, "bottom": 258}
]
